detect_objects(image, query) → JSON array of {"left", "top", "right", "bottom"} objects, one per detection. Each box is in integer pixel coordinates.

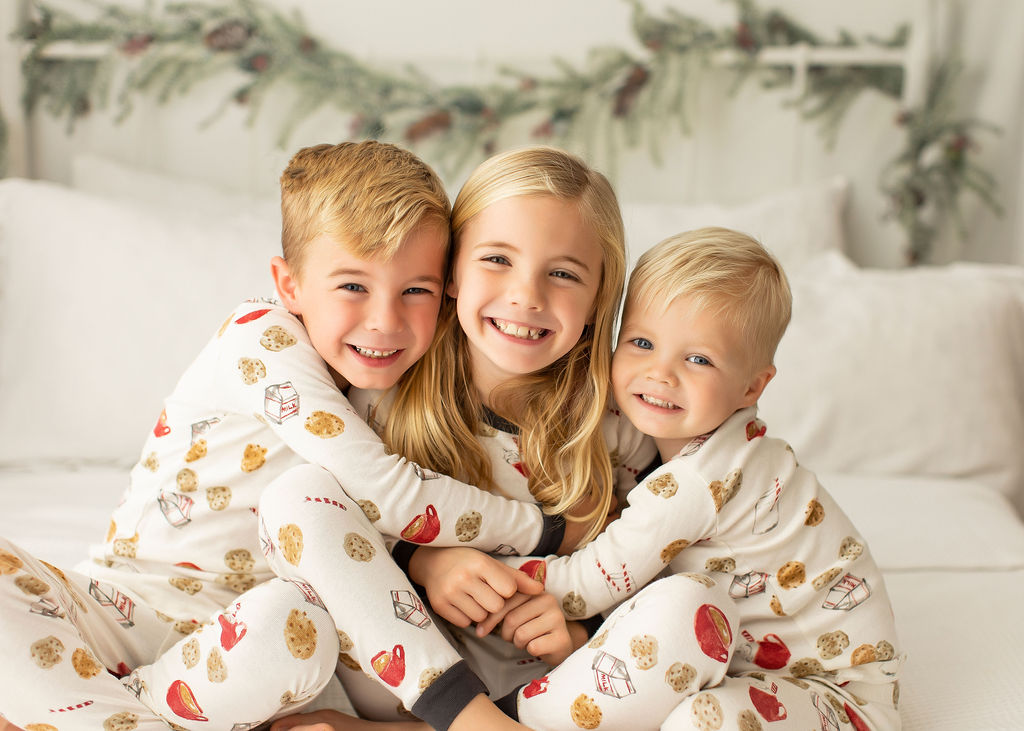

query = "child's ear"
[
  {"left": 741, "top": 365, "right": 776, "bottom": 407},
  {"left": 271, "top": 256, "right": 301, "bottom": 313}
]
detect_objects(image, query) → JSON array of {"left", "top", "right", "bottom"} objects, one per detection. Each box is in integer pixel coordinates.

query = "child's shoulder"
[
  {"left": 673, "top": 407, "right": 771, "bottom": 461},
  {"left": 213, "top": 297, "right": 305, "bottom": 346}
]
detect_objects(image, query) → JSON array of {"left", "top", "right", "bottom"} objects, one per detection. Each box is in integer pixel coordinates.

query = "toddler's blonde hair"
[{"left": 626, "top": 227, "right": 792, "bottom": 369}]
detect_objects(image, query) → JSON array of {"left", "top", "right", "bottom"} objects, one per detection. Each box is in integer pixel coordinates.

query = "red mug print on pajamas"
[
  {"left": 694, "top": 603, "right": 733, "bottom": 663},
  {"left": 741, "top": 629, "right": 790, "bottom": 669},
  {"left": 401, "top": 505, "right": 441, "bottom": 544},
  {"left": 372, "top": 644, "right": 407, "bottom": 687},
  {"left": 167, "top": 679, "right": 207, "bottom": 722}
]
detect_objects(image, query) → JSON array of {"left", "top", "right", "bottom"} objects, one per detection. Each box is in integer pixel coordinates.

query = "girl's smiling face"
[{"left": 448, "top": 194, "right": 604, "bottom": 402}]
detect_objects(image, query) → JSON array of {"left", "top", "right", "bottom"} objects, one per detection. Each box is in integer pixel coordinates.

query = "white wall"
[{"left": 6, "top": 0, "right": 1023, "bottom": 266}]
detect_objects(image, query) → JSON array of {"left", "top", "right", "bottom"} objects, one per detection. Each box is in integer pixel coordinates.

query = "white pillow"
[
  {"left": 758, "top": 252, "right": 1024, "bottom": 512},
  {"left": 822, "top": 472, "right": 1024, "bottom": 571},
  {"left": 0, "top": 179, "right": 281, "bottom": 465},
  {"left": 71, "top": 153, "right": 279, "bottom": 228},
  {"left": 620, "top": 176, "right": 849, "bottom": 275}
]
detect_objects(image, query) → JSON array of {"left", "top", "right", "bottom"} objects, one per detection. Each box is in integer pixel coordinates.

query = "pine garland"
[{"left": 9, "top": 0, "right": 1001, "bottom": 263}]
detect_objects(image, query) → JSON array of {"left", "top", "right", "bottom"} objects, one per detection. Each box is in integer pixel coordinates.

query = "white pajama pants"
[
  {"left": 0, "top": 538, "right": 338, "bottom": 730},
  {"left": 509, "top": 574, "right": 899, "bottom": 731},
  {"left": 0, "top": 464, "right": 487, "bottom": 731}
]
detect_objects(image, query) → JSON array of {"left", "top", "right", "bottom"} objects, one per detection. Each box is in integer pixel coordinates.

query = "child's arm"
[
  {"left": 493, "top": 460, "right": 719, "bottom": 619},
  {"left": 209, "top": 302, "right": 562, "bottom": 557}
]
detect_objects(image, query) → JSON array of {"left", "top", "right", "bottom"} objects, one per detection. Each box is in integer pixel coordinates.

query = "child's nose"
[
  {"left": 508, "top": 272, "right": 545, "bottom": 310},
  {"left": 645, "top": 360, "right": 676, "bottom": 385},
  {"left": 364, "top": 297, "right": 402, "bottom": 333}
]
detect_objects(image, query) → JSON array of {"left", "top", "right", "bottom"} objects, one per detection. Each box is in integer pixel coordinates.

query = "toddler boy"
[{"left": 495, "top": 227, "right": 902, "bottom": 730}]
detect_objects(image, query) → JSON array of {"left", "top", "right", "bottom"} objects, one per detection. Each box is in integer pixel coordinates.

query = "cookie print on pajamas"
[
  {"left": 304, "top": 410, "right": 345, "bottom": 438},
  {"left": 283, "top": 609, "right": 318, "bottom": 659},
  {"left": 569, "top": 693, "right": 602, "bottom": 729},
  {"left": 260, "top": 325, "right": 297, "bottom": 351},
  {"left": 238, "top": 357, "right": 266, "bottom": 385}
]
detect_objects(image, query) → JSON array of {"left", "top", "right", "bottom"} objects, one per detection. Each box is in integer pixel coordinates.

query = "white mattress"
[{"left": 3, "top": 466, "right": 1024, "bottom": 729}]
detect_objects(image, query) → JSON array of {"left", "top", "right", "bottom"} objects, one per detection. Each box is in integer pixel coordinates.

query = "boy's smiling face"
[
  {"left": 272, "top": 223, "right": 447, "bottom": 391},
  {"left": 612, "top": 294, "right": 774, "bottom": 461}
]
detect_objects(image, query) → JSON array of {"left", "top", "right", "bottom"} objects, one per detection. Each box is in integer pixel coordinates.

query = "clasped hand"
[{"left": 408, "top": 546, "right": 578, "bottom": 666}]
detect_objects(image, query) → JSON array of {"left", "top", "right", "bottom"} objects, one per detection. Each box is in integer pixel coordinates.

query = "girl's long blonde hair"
[{"left": 384, "top": 146, "right": 627, "bottom": 544}]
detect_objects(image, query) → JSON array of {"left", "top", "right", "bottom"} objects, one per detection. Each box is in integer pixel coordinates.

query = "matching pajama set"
[
  {"left": 495, "top": 407, "right": 903, "bottom": 731},
  {"left": 0, "top": 298, "right": 566, "bottom": 731}
]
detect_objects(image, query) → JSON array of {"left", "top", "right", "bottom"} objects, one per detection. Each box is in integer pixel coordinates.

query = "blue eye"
[
  {"left": 340, "top": 283, "right": 366, "bottom": 293},
  {"left": 483, "top": 255, "right": 510, "bottom": 266},
  {"left": 403, "top": 286, "right": 433, "bottom": 296},
  {"left": 687, "top": 354, "right": 711, "bottom": 366},
  {"left": 630, "top": 337, "right": 654, "bottom": 350}
]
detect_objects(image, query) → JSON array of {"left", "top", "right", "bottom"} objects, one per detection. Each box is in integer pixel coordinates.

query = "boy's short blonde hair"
[
  {"left": 280, "top": 141, "right": 450, "bottom": 276},
  {"left": 626, "top": 227, "right": 792, "bottom": 369}
]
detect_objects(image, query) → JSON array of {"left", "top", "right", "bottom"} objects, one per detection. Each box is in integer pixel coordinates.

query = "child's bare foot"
[
  {"left": 269, "top": 696, "right": 531, "bottom": 731},
  {"left": 269, "top": 709, "right": 425, "bottom": 731}
]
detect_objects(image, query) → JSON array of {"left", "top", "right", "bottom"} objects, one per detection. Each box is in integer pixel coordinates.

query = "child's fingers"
[
  {"left": 512, "top": 567, "right": 545, "bottom": 595},
  {"left": 515, "top": 612, "right": 574, "bottom": 665},
  {"left": 474, "top": 592, "right": 532, "bottom": 637},
  {"left": 437, "top": 603, "right": 475, "bottom": 628}
]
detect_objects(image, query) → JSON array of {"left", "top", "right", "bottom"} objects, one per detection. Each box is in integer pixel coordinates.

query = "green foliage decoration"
[{"left": 10, "top": 0, "right": 1001, "bottom": 263}]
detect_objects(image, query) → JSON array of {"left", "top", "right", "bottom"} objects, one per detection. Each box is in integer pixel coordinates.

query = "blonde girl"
[
  {"left": 380, "top": 146, "right": 653, "bottom": 694},
  {"left": 389, "top": 145, "right": 633, "bottom": 538}
]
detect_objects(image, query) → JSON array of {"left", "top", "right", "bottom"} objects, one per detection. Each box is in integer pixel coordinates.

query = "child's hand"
[
  {"left": 475, "top": 591, "right": 583, "bottom": 666},
  {"left": 409, "top": 546, "right": 543, "bottom": 627}
]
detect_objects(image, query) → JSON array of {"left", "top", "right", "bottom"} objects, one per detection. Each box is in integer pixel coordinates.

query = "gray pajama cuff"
[{"left": 410, "top": 659, "right": 489, "bottom": 730}]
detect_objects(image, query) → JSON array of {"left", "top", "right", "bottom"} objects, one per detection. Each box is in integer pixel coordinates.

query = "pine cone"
[
  {"left": 405, "top": 110, "right": 452, "bottom": 143},
  {"left": 613, "top": 65, "right": 649, "bottom": 118},
  {"left": 204, "top": 20, "right": 252, "bottom": 51},
  {"left": 119, "top": 34, "right": 153, "bottom": 56}
]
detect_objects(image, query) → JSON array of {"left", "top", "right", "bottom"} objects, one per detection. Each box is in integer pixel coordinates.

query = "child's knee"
[
  {"left": 259, "top": 463, "right": 341, "bottom": 515},
  {"left": 139, "top": 579, "right": 340, "bottom": 727},
  {"left": 234, "top": 578, "right": 341, "bottom": 677}
]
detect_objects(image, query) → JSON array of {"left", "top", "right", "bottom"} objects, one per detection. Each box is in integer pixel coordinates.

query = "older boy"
[
  {"left": 487, "top": 228, "right": 903, "bottom": 730},
  {"left": 0, "top": 142, "right": 562, "bottom": 731}
]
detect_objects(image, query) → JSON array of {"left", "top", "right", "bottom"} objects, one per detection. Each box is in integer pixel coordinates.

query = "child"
[
  {"left": 0, "top": 141, "right": 570, "bottom": 731},
  {"left": 481, "top": 227, "right": 903, "bottom": 729},
  {"left": 268, "top": 146, "right": 657, "bottom": 731}
]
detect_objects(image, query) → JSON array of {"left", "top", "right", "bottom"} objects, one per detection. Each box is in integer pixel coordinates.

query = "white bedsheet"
[{"left": 3, "top": 466, "right": 1023, "bottom": 729}]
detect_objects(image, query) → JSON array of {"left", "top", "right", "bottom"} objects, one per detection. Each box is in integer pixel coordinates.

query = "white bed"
[{"left": 2, "top": 158, "right": 1023, "bottom": 729}]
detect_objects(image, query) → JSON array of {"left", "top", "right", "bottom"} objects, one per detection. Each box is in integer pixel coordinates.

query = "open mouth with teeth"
[
  {"left": 638, "top": 393, "right": 681, "bottom": 410},
  {"left": 490, "top": 318, "right": 549, "bottom": 341},
  {"left": 350, "top": 345, "right": 401, "bottom": 363}
]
